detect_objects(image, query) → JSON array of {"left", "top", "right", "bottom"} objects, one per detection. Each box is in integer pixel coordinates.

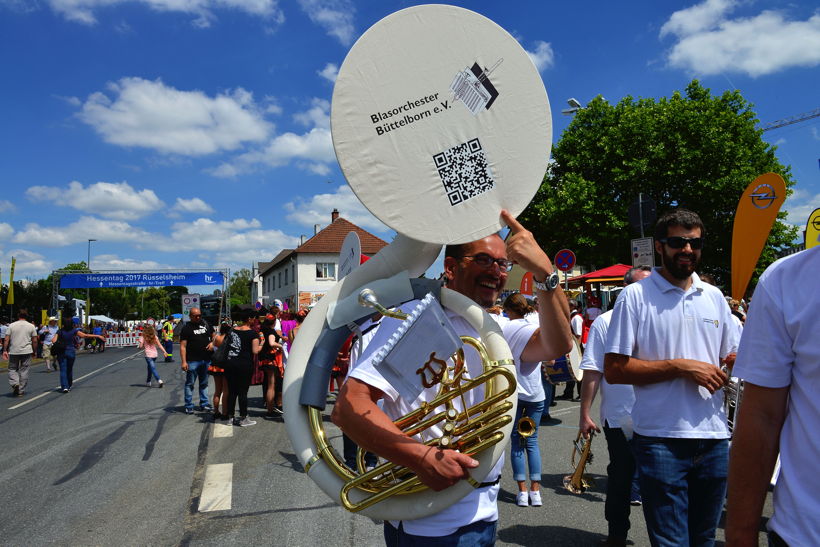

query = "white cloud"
[
  {"left": 0, "top": 249, "right": 53, "bottom": 279},
  {"left": 526, "top": 41, "right": 555, "bottom": 72},
  {"left": 89, "top": 254, "right": 170, "bottom": 270},
  {"left": 166, "top": 217, "right": 299, "bottom": 256},
  {"left": 783, "top": 188, "right": 820, "bottom": 228},
  {"left": 78, "top": 77, "right": 271, "bottom": 156},
  {"left": 0, "top": 200, "right": 16, "bottom": 213},
  {"left": 317, "top": 62, "right": 339, "bottom": 83},
  {"left": 661, "top": 1, "right": 820, "bottom": 77},
  {"left": 298, "top": 0, "right": 355, "bottom": 46},
  {"left": 12, "top": 216, "right": 152, "bottom": 247},
  {"left": 172, "top": 197, "right": 214, "bottom": 215},
  {"left": 0, "top": 222, "right": 14, "bottom": 240},
  {"left": 26, "top": 180, "right": 163, "bottom": 220},
  {"left": 209, "top": 99, "right": 334, "bottom": 177},
  {"left": 283, "top": 185, "right": 388, "bottom": 233},
  {"left": 47, "top": 0, "right": 284, "bottom": 28}
]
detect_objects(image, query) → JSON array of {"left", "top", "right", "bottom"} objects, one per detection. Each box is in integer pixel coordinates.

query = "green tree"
[
  {"left": 229, "top": 268, "right": 252, "bottom": 307},
  {"left": 140, "top": 287, "right": 170, "bottom": 320},
  {"left": 521, "top": 80, "right": 798, "bottom": 286}
]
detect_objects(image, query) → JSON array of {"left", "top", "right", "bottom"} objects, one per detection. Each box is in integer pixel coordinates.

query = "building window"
[
  {"left": 292, "top": 265, "right": 295, "bottom": 283},
  {"left": 285, "top": 269, "right": 288, "bottom": 285},
  {"left": 278, "top": 271, "right": 282, "bottom": 288},
  {"left": 316, "top": 262, "right": 336, "bottom": 280}
]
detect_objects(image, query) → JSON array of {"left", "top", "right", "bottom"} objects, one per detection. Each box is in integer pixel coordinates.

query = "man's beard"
[{"left": 662, "top": 249, "right": 700, "bottom": 280}]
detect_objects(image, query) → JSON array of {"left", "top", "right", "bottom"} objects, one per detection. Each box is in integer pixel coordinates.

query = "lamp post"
[
  {"left": 86, "top": 239, "right": 96, "bottom": 326},
  {"left": 561, "top": 97, "right": 582, "bottom": 116}
]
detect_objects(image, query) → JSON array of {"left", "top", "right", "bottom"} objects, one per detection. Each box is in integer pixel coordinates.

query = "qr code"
[{"left": 433, "top": 138, "right": 495, "bottom": 206}]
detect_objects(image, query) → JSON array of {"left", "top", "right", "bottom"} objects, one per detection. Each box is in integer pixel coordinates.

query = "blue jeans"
[
  {"left": 184, "top": 360, "right": 210, "bottom": 409},
  {"left": 541, "top": 374, "right": 554, "bottom": 421},
  {"left": 603, "top": 425, "right": 637, "bottom": 539},
  {"left": 510, "top": 399, "right": 544, "bottom": 482},
  {"left": 145, "top": 357, "right": 161, "bottom": 382},
  {"left": 163, "top": 340, "right": 174, "bottom": 361},
  {"left": 58, "top": 353, "right": 76, "bottom": 390},
  {"left": 384, "top": 519, "right": 496, "bottom": 546},
  {"left": 635, "top": 434, "right": 729, "bottom": 547}
]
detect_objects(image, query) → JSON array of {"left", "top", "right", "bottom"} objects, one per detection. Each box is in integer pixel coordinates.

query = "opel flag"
[
  {"left": 7, "top": 257, "right": 15, "bottom": 305},
  {"left": 730, "top": 173, "right": 786, "bottom": 301},
  {"left": 806, "top": 208, "right": 820, "bottom": 250}
]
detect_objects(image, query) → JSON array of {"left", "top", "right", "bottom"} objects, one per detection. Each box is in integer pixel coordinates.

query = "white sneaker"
[
  {"left": 238, "top": 417, "right": 257, "bottom": 427},
  {"left": 516, "top": 491, "right": 529, "bottom": 507},
  {"left": 146, "top": 381, "right": 152, "bottom": 387},
  {"left": 529, "top": 490, "right": 542, "bottom": 507}
]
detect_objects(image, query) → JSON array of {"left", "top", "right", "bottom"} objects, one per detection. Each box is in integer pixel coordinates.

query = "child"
[{"left": 139, "top": 325, "right": 168, "bottom": 387}]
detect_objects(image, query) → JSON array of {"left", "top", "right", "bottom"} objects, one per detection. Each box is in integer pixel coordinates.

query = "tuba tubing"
[{"left": 283, "top": 235, "right": 517, "bottom": 521}]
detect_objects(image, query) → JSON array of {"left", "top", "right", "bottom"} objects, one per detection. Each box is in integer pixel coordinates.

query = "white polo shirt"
[
  {"left": 605, "top": 270, "right": 738, "bottom": 438},
  {"left": 350, "top": 303, "right": 532, "bottom": 537},
  {"left": 492, "top": 316, "right": 542, "bottom": 402},
  {"left": 733, "top": 247, "right": 820, "bottom": 545},
  {"left": 580, "top": 310, "right": 635, "bottom": 429}
]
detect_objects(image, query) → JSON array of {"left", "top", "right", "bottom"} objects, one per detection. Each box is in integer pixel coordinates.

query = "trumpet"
[{"left": 563, "top": 431, "right": 594, "bottom": 494}]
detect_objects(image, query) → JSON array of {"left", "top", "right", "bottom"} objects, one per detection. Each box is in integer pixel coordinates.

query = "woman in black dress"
[{"left": 214, "top": 311, "right": 261, "bottom": 427}]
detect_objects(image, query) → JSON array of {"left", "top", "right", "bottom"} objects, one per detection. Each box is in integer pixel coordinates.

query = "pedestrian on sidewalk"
[
  {"left": 139, "top": 325, "right": 167, "bottom": 388},
  {"left": 3, "top": 310, "right": 38, "bottom": 397}
]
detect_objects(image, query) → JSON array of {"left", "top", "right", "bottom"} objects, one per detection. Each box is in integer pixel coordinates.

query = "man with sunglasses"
[
  {"left": 179, "top": 307, "right": 215, "bottom": 415},
  {"left": 605, "top": 209, "right": 738, "bottom": 546},
  {"left": 333, "top": 210, "right": 573, "bottom": 545}
]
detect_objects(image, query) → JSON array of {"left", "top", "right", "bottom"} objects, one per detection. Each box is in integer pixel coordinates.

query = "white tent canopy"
[{"left": 89, "top": 314, "right": 116, "bottom": 323}]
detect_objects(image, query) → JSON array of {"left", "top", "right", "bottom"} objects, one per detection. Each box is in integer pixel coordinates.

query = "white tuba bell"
[{"left": 283, "top": 4, "right": 552, "bottom": 521}]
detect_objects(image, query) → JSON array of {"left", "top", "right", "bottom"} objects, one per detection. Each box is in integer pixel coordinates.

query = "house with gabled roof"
[{"left": 252, "top": 209, "right": 388, "bottom": 311}]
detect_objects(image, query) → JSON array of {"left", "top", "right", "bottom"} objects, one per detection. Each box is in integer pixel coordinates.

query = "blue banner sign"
[{"left": 60, "top": 271, "right": 224, "bottom": 289}]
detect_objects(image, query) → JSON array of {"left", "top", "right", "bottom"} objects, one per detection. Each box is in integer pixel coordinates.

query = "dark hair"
[
  {"left": 503, "top": 293, "right": 533, "bottom": 317},
  {"left": 624, "top": 265, "right": 652, "bottom": 285},
  {"left": 17, "top": 310, "right": 28, "bottom": 320},
  {"left": 444, "top": 243, "right": 466, "bottom": 261},
  {"left": 699, "top": 273, "right": 717, "bottom": 285},
  {"left": 654, "top": 208, "right": 706, "bottom": 241},
  {"left": 61, "top": 318, "right": 74, "bottom": 331}
]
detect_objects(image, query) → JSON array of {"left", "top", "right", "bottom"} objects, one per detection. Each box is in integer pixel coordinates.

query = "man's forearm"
[
  {"left": 533, "top": 285, "right": 573, "bottom": 361},
  {"left": 580, "top": 370, "right": 602, "bottom": 419},
  {"left": 604, "top": 353, "right": 680, "bottom": 385},
  {"left": 726, "top": 383, "right": 788, "bottom": 546},
  {"left": 179, "top": 341, "right": 187, "bottom": 362}
]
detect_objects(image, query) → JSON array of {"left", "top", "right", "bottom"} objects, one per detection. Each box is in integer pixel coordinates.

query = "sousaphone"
[{"left": 283, "top": 4, "right": 552, "bottom": 521}]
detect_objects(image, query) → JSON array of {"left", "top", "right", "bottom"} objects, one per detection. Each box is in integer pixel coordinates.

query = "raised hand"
[{"left": 500, "top": 209, "right": 553, "bottom": 279}]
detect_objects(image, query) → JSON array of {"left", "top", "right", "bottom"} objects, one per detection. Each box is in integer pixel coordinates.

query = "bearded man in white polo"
[{"left": 604, "top": 209, "right": 738, "bottom": 546}]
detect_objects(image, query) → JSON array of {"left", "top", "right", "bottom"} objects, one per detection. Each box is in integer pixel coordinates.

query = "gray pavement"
[{"left": 1, "top": 347, "right": 771, "bottom": 546}]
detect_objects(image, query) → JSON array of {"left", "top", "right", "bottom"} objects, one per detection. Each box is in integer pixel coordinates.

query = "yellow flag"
[
  {"left": 7, "top": 257, "right": 15, "bottom": 305},
  {"left": 731, "top": 173, "right": 786, "bottom": 300},
  {"left": 806, "top": 208, "right": 820, "bottom": 250}
]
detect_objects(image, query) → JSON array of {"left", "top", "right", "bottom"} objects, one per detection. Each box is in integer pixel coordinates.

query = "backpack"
[
  {"left": 51, "top": 332, "right": 67, "bottom": 355},
  {"left": 211, "top": 329, "right": 232, "bottom": 367}
]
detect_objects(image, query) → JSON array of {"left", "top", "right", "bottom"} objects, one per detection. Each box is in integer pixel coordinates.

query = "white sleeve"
[
  {"left": 732, "top": 280, "right": 792, "bottom": 388},
  {"left": 580, "top": 317, "right": 607, "bottom": 373},
  {"left": 501, "top": 319, "right": 538, "bottom": 362},
  {"left": 605, "top": 287, "right": 638, "bottom": 356}
]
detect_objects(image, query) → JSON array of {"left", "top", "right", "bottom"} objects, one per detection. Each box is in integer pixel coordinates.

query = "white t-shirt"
[
  {"left": 580, "top": 310, "right": 635, "bottom": 428},
  {"left": 492, "top": 316, "right": 542, "bottom": 402},
  {"left": 41, "top": 325, "right": 59, "bottom": 345},
  {"left": 5, "top": 319, "right": 38, "bottom": 354},
  {"left": 570, "top": 313, "right": 583, "bottom": 337},
  {"left": 732, "top": 247, "right": 820, "bottom": 545},
  {"left": 586, "top": 307, "right": 602, "bottom": 323},
  {"left": 605, "top": 271, "right": 738, "bottom": 438},
  {"left": 349, "top": 304, "right": 532, "bottom": 537}
]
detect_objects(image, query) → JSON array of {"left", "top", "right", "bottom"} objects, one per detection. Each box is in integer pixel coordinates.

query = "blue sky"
[{"left": 1, "top": 0, "right": 818, "bottom": 283}]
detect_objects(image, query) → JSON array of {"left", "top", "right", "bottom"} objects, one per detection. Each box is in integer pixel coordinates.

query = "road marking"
[
  {"left": 550, "top": 404, "right": 580, "bottom": 416},
  {"left": 7, "top": 350, "right": 142, "bottom": 410},
  {"left": 198, "top": 463, "right": 232, "bottom": 512},
  {"left": 213, "top": 423, "right": 233, "bottom": 438}
]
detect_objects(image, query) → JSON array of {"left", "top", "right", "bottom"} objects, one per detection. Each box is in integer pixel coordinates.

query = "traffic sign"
[
  {"left": 631, "top": 237, "right": 655, "bottom": 267},
  {"left": 554, "top": 249, "right": 576, "bottom": 272}
]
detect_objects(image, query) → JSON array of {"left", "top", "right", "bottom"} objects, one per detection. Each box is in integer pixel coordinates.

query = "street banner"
[
  {"left": 731, "top": 172, "right": 786, "bottom": 300},
  {"left": 7, "top": 257, "right": 15, "bottom": 305},
  {"left": 806, "top": 207, "right": 820, "bottom": 250},
  {"left": 60, "top": 271, "right": 224, "bottom": 289}
]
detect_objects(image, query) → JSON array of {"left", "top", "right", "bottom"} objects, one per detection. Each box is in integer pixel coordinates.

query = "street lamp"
[
  {"left": 561, "top": 97, "right": 583, "bottom": 116},
  {"left": 86, "top": 239, "right": 96, "bottom": 326}
]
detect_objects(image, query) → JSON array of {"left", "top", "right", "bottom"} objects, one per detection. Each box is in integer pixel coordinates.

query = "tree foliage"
[
  {"left": 229, "top": 268, "right": 252, "bottom": 307},
  {"left": 521, "top": 80, "right": 798, "bottom": 286}
]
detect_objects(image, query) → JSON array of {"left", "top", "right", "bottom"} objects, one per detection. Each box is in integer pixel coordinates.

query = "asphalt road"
[{"left": 1, "top": 347, "right": 772, "bottom": 546}]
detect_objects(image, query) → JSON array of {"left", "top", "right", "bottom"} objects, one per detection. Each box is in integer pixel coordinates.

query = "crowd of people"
[{"left": 3, "top": 206, "right": 814, "bottom": 546}]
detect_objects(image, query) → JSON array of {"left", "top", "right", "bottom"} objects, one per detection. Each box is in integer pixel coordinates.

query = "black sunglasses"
[
  {"left": 463, "top": 253, "right": 514, "bottom": 272},
  {"left": 660, "top": 236, "right": 704, "bottom": 250}
]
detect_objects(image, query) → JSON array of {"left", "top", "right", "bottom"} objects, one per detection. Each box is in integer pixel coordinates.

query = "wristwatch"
[{"left": 533, "top": 271, "right": 560, "bottom": 291}]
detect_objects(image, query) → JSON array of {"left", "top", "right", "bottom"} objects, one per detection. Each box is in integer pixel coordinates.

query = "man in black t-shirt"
[{"left": 179, "top": 308, "right": 214, "bottom": 414}]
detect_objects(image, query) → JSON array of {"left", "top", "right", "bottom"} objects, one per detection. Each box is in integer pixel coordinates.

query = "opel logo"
[{"left": 750, "top": 183, "right": 777, "bottom": 209}]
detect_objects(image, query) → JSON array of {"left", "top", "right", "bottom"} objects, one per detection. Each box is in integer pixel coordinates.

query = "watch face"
[{"left": 548, "top": 272, "right": 560, "bottom": 289}]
